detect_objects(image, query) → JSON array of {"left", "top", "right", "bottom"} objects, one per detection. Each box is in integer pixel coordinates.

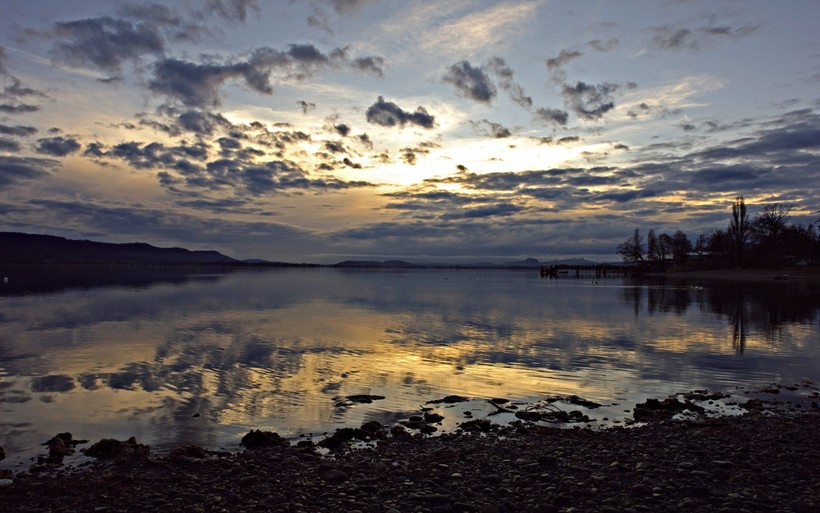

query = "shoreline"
[
  {"left": 1, "top": 387, "right": 818, "bottom": 512},
  {"left": 1, "top": 412, "right": 817, "bottom": 512},
  {"left": 645, "top": 266, "right": 820, "bottom": 285}
]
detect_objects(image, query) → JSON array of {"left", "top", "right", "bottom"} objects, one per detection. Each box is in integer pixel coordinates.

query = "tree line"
[{"left": 617, "top": 197, "right": 819, "bottom": 268}]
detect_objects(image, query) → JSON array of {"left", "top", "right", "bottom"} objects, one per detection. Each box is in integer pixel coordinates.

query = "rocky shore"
[{"left": 1, "top": 403, "right": 818, "bottom": 513}]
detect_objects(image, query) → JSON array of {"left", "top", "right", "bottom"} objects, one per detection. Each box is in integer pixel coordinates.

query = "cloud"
[
  {"left": 651, "top": 24, "right": 758, "bottom": 51},
  {"left": 485, "top": 57, "right": 532, "bottom": 108},
  {"left": 298, "top": 100, "right": 316, "bottom": 114},
  {"left": 352, "top": 56, "right": 386, "bottom": 78},
  {"left": 50, "top": 16, "right": 165, "bottom": 71},
  {"left": 0, "top": 124, "right": 37, "bottom": 137},
  {"left": 149, "top": 44, "right": 385, "bottom": 107},
  {"left": 546, "top": 49, "right": 582, "bottom": 75},
  {"left": 206, "top": 0, "right": 261, "bottom": 22},
  {"left": 588, "top": 38, "right": 619, "bottom": 52},
  {"left": 0, "top": 45, "right": 7, "bottom": 75},
  {"left": 561, "top": 81, "right": 618, "bottom": 121},
  {"left": 0, "top": 138, "right": 21, "bottom": 152},
  {"left": 471, "top": 119, "right": 511, "bottom": 138},
  {"left": 36, "top": 136, "right": 82, "bottom": 156},
  {"left": 534, "top": 107, "right": 569, "bottom": 126},
  {"left": 443, "top": 61, "right": 496, "bottom": 103},
  {"left": 0, "top": 156, "right": 58, "bottom": 186},
  {"left": 365, "top": 96, "right": 435, "bottom": 129}
]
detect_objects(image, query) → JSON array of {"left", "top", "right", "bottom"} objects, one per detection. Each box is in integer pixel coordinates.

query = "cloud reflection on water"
[{"left": 0, "top": 268, "right": 817, "bottom": 463}]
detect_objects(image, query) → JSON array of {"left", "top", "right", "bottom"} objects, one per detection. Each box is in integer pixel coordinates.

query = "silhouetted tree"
[
  {"left": 646, "top": 228, "right": 659, "bottom": 261},
  {"left": 729, "top": 196, "right": 750, "bottom": 266},
  {"left": 671, "top": 230, "right": 692, "bottom": 263},
  {"left": 617, "top": 229, "right": 645, "bottom": 264},
  {"left": 658, "top": 233, "right": 672, "bottom": 262},
  {"left": 707, "top": 229, "right": 731, "bottom": 258},
  {"left": 694, "top": 233, "right": 709, "bottom": 257}
]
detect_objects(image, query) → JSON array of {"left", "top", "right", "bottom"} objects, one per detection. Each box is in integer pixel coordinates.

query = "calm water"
[{"left": 1, "top": 267, "right": 818, "bottom": 467}]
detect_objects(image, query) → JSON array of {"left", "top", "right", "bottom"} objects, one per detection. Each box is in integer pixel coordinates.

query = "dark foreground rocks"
[{"left": 1, "top": 413, "right": 817, "bottom": 513}]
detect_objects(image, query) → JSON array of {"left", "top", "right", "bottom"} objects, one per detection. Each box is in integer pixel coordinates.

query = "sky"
[{"left": 0, "top": 0, "right": 818, "bottom": 263}]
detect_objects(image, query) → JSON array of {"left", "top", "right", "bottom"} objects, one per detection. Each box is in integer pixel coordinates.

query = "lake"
[{"left": 1, "top": 266, "right": 818, "bottom": 468}]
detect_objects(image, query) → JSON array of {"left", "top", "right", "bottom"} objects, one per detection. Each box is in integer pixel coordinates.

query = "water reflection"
[{"left": 0, "top": 268, "right": 818, "bottom": 465}]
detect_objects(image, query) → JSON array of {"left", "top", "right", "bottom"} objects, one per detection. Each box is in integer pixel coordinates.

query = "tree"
[
  {"left": 751, "top": 204, "right": 791, "bottom": 244},
  {"left": 617, "top": 228, "right": 645, "bottom": 264},
  {"left": 694, "top": 233, "right": 709, "bottom": 257},
  {"left": 707, "top": 229, "right": 731, "bottom": 257},
  {"left": 729, "top": 196, "right": 750, "bottom": 265},
  {"left": 646, "top": 229, "right": 659, "bottom": 261},
  {"left": 658, "top": 233, "right": 672, "bottom": 262},
  {"left": 671, "top": 230, "right": 692, "bottom": 263}
]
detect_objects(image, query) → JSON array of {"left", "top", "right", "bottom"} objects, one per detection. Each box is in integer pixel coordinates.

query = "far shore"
[{"left": 650, "top": 265, "right": 820, "bottom": 285}]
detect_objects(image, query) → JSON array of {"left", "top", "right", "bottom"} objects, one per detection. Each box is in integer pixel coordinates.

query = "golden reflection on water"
[{"left": 1, "top": 269, "right": 818, "bottom": 463}]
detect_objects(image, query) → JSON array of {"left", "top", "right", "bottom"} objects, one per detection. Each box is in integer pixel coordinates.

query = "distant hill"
[{"left": 0, "top": 232, "right": 238, "bottom": 265}]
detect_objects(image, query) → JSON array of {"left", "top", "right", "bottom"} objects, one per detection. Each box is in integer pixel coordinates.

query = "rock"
[
  {"left": 169, "top": 445, "right": 207, "bottom": 463},
  {"left": 85, "top": 436, "right": 149, "bottom": 461},
  {"left": 633, "top": 397, "right": 705, "bottom": 422},
  {"left": 0, "top": 478, "right": 13, "bottom": 487},
  {"left": 0, "top": 446, "right": 4, "bottom": 460},
  {"left": 240, "top": 429, "right": 288, "bottom": 449},
  {"left": 426, "top": 395, "right": 469, "bottom": 404},
  {"left": 321, "top": 468, "right": 350, "bottom": 484}
]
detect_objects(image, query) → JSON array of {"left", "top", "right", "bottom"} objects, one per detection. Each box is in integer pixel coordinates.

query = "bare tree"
[
  {"left": 646, "top": 229, "right": 659, "bottom": 261},
  {"left": 671, "top": 230, "right": 692, "bottom": 263},
  {"left": 617, "top": 228, "right": 645, "bottom": 264},
  {"left": 729, "top": 196, "right": 750, "bottom": 265}
]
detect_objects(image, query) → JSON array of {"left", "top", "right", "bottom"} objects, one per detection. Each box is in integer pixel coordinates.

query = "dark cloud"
[
  {"left": 206, "top": 0, "right": 260, "bottom": 22},
  {"left": 0, "top": 124, "right": 37, "bottom": 137},
  {"left": 485, "top": 57, "right": 532, "bottom": 109},
  {"left": 149, "top": 57, "right": 270, "bottom": 108},
  {"left": 546, "top": 49, "right": 583, "bottom": 74},
  {"left": 0, "top": 156, "right": 57, "bottom": 186},
  {"left": 177, "top": 110, "right": 232, "bottom": 135},
  {"left": 352, "top": 56, "right": 386, "bottom": 78},
  {"left": 471, "top": 119, "right": 511, "bottom": 138},
  {"left": 0, "top": 45, "right": 7, "bottom": 75},
  {"left": 298, "top": 100, "right": 316, "bottom": 114},
  {"left": 614, "top": 143, "right": 630, "bottom": 151},
  {"left": 0, "top": 78, "right": 45, "bottom": 114},
  {"left": 149, "top": 45, "right": 384, "bottom": 107},
  {"left": 0, "top": 137, "right": 21, "bottom": 152},
  {"left": 333, "top": 123, "right": 351, "bottom": 136},
  {"left": 365, "top": 96, "right": 435, "bottom": 129},
  {"left": 651, "top": 24, "right": 758, "bottom": 51},
  {"left": 357, "top": 133, "right": 373, "bottom": 149},
  {"left": 50, "top": 16, "right": 165, "bottom": 71},
  {"left": 627, "top": 102, "right": 651, "bottom": 119},
  {"left": 321, "top": 0, "right": 377, "bottom": 14},
  {"left": 440, "top": 203, "right": 523, "bottom": 220},
  {"left": 97, "top": 75, "right": 124, "bottom": 85},
  {"left": 323, "top": 141, "right": 346, "bottom": 153},
  {"left": 534, "top": 107, "right": 569, "bottom": 126},
  {"left": 36, "top": 136, "right": 82, "bottom": 156},
  {"left": 562, "top": 81, "right": 618, "bottom": 121},
  {"left": 588, "top": 38, "right": 619, "bottom": 52},
  {"left": 443, "top": 61, "right": 496, "bottom": 103}
]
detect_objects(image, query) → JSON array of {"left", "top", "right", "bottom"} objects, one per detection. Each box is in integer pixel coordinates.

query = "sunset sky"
[{"left": 1, "top": 0, "right": 818, "bottom": 263}]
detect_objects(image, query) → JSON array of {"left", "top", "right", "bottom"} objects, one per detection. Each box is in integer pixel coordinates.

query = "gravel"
[{"left": 1, "top": 410, "right": 817, "bottom": 513}]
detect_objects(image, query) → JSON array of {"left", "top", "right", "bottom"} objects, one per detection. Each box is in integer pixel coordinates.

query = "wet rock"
[
  {"left": 319, "top": 427, "right": 371, "bottom": 450},
  {"left": 0, "top": 445, "right": 5, "bottom": 460},
  {"left": 633, "top": 397, "right": 705, "bottom": 422},
  {"left": 169, "top": 445, "right": 207, "bottom": 464},
  {"left": 240, "top": 429, "right": 288, "bottom": 449},
  {"left": 335, "top": 394, "right": 386, "bottom": 407},
  {"left": 85, "top": 436, "right": 149, "bottom": 461},
  {"left": 427, "top": 395, "right": 469, "bottom": 404},
  {"left": 424, "top": 412, "right": 445, "bottom": 424}
]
